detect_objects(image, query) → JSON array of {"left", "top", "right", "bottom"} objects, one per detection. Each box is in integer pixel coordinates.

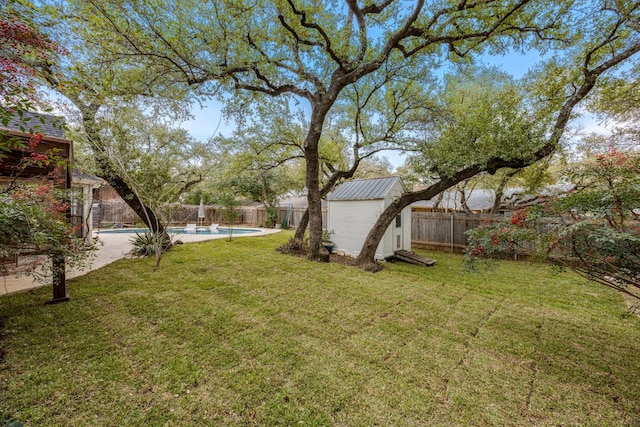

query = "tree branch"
[{"left": 283, "top": 0, "right": 347, "bottom": 69}]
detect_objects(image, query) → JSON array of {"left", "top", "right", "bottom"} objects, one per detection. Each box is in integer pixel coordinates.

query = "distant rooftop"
[
  {"left": 411, "top": 184, "right": 574, "bottom": 212},
  {"left": 1, "top": 111, "right": 67, "bottom": 139},
  {"left": 328, "top": 176, "right": 403, "bottom": 201}
]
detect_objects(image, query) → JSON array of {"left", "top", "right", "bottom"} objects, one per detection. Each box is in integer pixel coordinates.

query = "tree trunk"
[
  {"left": 303, "top": 101, "right": 334, "bottom": 261},
  {"left": 355, "top": 180, "right": 455, "bottom": 270},
  {"left": 458, "top": 182, "right": 472, "bottom": 214},
  {"left": 355, "top": 41, "right": 639, "bottom": 270},
  {"left": 304, "top": 139, "right": 329, "bottom": 261},
  {"left": 97, "top": 159, "right": 165, "bottom": 233},
  {"left": 490, "top": 169, "right": 517, "bottom": 214},
  {"left": 294, "top": 208, "right": 309, "bottom": 240},
  {"left": 81, "top": 106, "right": 165, "bottom": 234},
  {"left": 356, "top": 198, "right": 406, "bottom": 271},
  {"left": 432, "top": 191, "right": 444, "bottom": 211}
]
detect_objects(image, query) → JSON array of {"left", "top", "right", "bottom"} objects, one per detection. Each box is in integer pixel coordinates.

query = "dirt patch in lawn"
[{"left": 276, "top": 238, "right": 374, "bottom": 269}]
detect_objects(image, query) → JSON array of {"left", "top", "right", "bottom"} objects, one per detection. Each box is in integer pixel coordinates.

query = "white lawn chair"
[
  {"left": 209, "top": 223, "right": 219, "bottom": 232},
  {"left": 184, "top": 223, "right": 197, "bottom": 233}
]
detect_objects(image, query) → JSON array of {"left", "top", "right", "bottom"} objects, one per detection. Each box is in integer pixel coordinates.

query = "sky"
[{"left": 177, "top": 50, "right": 608, "bottom": 170}]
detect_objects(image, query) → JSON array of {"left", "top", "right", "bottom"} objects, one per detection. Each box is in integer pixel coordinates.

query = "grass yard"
[{"left": 1, "top": 231, "right": 639, "bottom": 426}]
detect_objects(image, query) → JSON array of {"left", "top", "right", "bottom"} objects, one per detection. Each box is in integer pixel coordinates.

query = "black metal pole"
[
  {"left": 46, "top": 157, "right": 72, "bottom": 304},
  {"left": 47, "top": 252, "right": 69, "bottom": 304}
]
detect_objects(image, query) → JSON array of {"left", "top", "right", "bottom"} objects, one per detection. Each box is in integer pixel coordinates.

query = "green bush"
[{"left": 0, "top": 183, "right": 91, "bottom": 282}]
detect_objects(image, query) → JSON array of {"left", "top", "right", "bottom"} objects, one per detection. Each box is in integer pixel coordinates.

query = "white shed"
[{"left": 327, "top": 176, "right": 411, "bottom": 260}]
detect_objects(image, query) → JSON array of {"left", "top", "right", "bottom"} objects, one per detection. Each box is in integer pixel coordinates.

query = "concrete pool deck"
[{"left": 1, "top": 227, "right": 281, "bottom": 296}]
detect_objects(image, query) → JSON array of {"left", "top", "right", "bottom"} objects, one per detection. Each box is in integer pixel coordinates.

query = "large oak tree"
[
  {"left": 48, "top": 0, "right": 566, "bottom": 260},
  {"left": 355, "top": 1, "right": 640, "bottom": 270}
]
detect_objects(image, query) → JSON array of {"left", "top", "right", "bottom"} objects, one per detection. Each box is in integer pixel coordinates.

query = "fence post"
[{"left": 450, "top": 213, "right": 454, "bottom": 253}]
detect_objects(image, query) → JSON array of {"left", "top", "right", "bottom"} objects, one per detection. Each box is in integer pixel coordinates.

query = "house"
[
  {"left": 327, "top": 176, "right": 411, "bottom": 260},
  {"left": 0, "top": 111, "right": 74, "bottom": 302},
  {"left": 0, "top": 111, "right": 72, "bottom": 187}
]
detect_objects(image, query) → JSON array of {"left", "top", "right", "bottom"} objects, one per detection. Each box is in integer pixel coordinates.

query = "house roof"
[
  {"left": 411, "top": 185, "right": 574, "bottom": 211},
  {"left": 279, "top": 195, "right": 311, "bottom": 208},
  {"left": 1, "top": 111, "right": 67, "bottom": 139},
  {"left": 72, "top": 170, "right": 106, "bottom": 186},
  {"left": 412, "top": 189, "right": 496, "bottom": 211},
  {"left": 328, "top": 176, "right": 403, "bottom": 201},
  {"left": 0, "top": 111, "right": 71, "bottom": 179}
]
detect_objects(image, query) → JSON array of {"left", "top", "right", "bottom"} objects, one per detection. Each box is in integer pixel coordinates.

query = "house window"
[{"left": 395, "top": 213, "right": 401, "bottom": 228}]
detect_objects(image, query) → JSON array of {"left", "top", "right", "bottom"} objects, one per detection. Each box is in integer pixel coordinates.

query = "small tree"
[
  {"left": 465, "top": 148, "right": 640, "bottom": 301},
  {"left": 218, "top": 192, "right": 241, "bottom": 242},
  {"left": 75, "top": 106, "right": 208, "bottom": 269}
]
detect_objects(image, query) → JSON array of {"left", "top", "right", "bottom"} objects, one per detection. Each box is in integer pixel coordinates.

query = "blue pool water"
[{"left": 98, "top": 227, "right": 260, "bottom": 235}]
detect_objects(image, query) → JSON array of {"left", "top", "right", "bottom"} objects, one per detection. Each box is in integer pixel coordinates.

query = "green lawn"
[{"left": 1, "top": 231, "right": 639, "bottom": 426}]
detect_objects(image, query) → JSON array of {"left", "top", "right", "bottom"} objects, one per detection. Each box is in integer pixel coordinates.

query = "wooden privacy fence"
[
  {"left": 96, "top": 200, "right": 574, "bottom": 256},
  {"left": 411, "top": 212, "right": 506, "bottom": 254},
  {"left": 93, "top": 200, "right": 324, "bottom": 229}
]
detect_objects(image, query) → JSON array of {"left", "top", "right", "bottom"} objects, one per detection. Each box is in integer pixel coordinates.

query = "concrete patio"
[{"left": 1, "top": 227, "right": 280, "bottom": 296}]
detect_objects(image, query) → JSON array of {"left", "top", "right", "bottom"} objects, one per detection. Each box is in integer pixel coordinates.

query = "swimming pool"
[{"left": 98, "top": 227, "right": 261, "bottom": 235}]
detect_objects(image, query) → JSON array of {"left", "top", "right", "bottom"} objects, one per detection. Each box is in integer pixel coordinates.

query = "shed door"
[{"left": 394, "top": 213, "right": 402, "bottom": 250}]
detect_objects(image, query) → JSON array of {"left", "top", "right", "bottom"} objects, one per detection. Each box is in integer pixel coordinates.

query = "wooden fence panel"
[
  {"left": 411, "top": 212, "right": 506, "bottom": 253},
  {"left": 95, "top": 201, "right": 325, "bottom": 230},
  {"left": 95, "top": 200, "right": 139, "bottom": 227}
]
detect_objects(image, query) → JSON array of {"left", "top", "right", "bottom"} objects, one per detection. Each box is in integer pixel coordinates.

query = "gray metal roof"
[
  {"left": 328, "top": 176, "right": 402, "bottom": 201},
  {"left": 412, "top": 189, "right": 496, "bottom": 211},
  {"left": 1, "top": 111, "right": 67, "bottom": 139},
  {"left": 411, "top": 184, "right": 575, "bottom": 211}
]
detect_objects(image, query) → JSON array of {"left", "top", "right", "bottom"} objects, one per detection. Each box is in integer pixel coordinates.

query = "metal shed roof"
[{"left": 328, "top": 176, "right": 402, "bottom": 201}]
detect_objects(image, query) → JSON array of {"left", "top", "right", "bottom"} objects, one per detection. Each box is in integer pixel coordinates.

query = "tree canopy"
[
  {"left": 42, "top": 0, "right": 574, "bottom": 260},
  {"left": 354, "top": 1, "right": 640, "bottom": 269},
  {"left": 21, "top": 0, "right": 639, "bottom": 271}
]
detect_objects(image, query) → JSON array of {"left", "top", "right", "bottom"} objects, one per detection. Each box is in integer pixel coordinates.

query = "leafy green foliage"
[
  {"left": 0, "top": 182, "right": 91, "bottom": 281},
  {"left": 410, "top": 66, "right": 549, "bottom": 178},
  {"left": 466, "top": 148, "right": 640, "bottom": 300}
]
